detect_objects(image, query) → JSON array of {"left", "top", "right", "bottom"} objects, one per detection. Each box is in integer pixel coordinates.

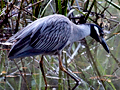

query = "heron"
[{"left": 6, "top": 14, "right": 109, "bottom": 88}]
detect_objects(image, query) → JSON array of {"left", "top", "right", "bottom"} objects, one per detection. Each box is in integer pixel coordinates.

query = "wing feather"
[
  {"left": 30, "top": 18, "right": 71, "bottom": 52},
  {"left": 8, "top": 14, "right": 72, "bottom": 58}
]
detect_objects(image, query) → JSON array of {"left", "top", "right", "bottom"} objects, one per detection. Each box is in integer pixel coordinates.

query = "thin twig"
[
  {"left": 7, "top": 2, "right": 37, "bottom": 20},
  {"left": 84, "top": 39, "right": 107, "bottom": 90},
  {"left": 85, "top": 0, "right": 95, "bottom": 22},
  {"left": 0, "top": 0, "right": 16, "bottom": 28},
  {"left": 15, "top": 0, "right": 24, "bottom": 33},
  {"left": 25, "top": 0, "right": 43, "bottom": 9},
  {"left": 13, "top": 59, "right": 30, "bottom": 90}
]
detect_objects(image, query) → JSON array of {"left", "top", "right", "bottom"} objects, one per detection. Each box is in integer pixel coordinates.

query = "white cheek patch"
[{"left": 94, "top": 26, "right": 100, "bottom": 36}]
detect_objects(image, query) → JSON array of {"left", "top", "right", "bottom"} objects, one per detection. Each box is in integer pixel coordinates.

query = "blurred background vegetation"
[{"left": 0, "top": 0, "right": 120, "bottom": 90}]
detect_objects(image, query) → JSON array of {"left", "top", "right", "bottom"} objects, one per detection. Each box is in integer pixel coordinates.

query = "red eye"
[{"left": 100, "top": 32, "right": 104, "bottom": 36}]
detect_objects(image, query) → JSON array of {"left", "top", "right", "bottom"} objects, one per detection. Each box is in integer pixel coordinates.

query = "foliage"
[{"left": 0, "top": 0, "right": 120, "bottom": 90}]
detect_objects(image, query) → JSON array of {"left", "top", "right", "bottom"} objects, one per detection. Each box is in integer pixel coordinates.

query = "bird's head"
[{"left": 89, "top": 24, "right": 109, "bottom": 53}]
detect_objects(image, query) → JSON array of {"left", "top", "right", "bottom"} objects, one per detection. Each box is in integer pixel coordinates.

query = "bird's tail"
[{"left": 8, "top": 34, "right": 38, "bottom": 59}]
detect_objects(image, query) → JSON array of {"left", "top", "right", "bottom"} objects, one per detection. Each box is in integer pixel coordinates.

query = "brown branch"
[
  {"left": 0, "top": 0, "right": 16, "bottom": 28},
  {"left": 25, "top": 0, "right": 44, "bottom": 9}
]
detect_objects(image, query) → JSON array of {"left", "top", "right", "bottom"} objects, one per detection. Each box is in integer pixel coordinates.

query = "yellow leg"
[
  {"left": 58, "top": 54, "right": 80, "bottom": 89},
  {"left": 39, "top": 55, "right": 47, "bottom": 88},
  {"left": 58, "top": 54, "right": 80, "bottom": 82}
]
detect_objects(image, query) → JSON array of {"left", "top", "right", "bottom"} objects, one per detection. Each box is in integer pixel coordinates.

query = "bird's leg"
[
  {"left": 39, "top": 55, "right": 47, "bottom": 88},
  {"left": 58, "top": 54, "right": 80, "bottom": 83}
]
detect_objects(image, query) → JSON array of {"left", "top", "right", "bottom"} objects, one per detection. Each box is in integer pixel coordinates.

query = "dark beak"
[{"left": 100, "top": 36, "right": 109, "bottom": 53}]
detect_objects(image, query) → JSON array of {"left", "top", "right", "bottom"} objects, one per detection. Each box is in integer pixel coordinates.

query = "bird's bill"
[{"left": 100, "top": 37, "right": 109, "bottom": 53}]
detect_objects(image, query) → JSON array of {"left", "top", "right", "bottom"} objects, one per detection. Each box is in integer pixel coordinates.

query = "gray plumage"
[{"left": 7, "top": 14, "right": 109, "bottom": 59}]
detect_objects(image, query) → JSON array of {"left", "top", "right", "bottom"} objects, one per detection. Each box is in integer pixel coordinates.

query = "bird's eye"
[{"left": 100, "top": 32, "right": 104, "bottom": 36}]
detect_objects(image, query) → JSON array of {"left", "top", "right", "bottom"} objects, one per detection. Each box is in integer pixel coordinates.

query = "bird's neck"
[
  {"left": 73, "top": 24, "right": 91, "bottom": 41},
  {"left": 66, "top": 24, "right": 91, "bottom": 46}
]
